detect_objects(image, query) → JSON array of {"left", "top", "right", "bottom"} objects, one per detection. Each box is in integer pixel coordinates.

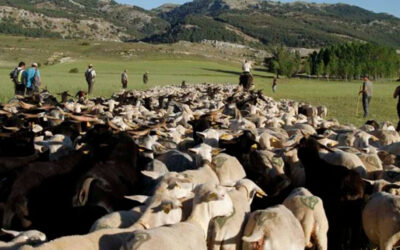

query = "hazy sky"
[{"left": 116, "top": 0, "right": 400, "bottom": 17}]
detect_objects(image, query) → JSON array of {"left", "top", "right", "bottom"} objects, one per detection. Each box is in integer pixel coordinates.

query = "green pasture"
[{"left": 0, "top": 35, "right": 398, "bottom": 127}]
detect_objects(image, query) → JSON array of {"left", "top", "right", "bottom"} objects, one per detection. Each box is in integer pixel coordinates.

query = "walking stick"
[
  {"left": 355, "top": 94, "right": 360, "bottom": 116},
  {"left": 355, "top": 85, "right": 362, "bottom": 116}
]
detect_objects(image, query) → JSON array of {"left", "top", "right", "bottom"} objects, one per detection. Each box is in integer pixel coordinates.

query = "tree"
[
  {"left": 265, "top": 46, "right": 301, "bottom": 78},
  {"left": 316, "top": 61, "right": 325, "bottom": 79},
  {"left": 304, "top": 59, "right": 311, "bottom": 77},
  {"left": 306, "top": 42, "right": 400, "bottom": 80}
]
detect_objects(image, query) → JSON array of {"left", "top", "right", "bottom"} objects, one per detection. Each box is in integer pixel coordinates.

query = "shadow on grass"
[{"left": 201, "top": 68, "right": 274, "bottom": 79}]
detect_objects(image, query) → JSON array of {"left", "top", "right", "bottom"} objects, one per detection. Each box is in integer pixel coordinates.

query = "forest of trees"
[
  {"left": 265, "top": 46, "right": 302, "bottom": 78},
  {"left": 306, "top": 43, "right": 400, "bottom": 80},
  {"left": 265, "top": 43, "right": 400, "bottom": 80}
]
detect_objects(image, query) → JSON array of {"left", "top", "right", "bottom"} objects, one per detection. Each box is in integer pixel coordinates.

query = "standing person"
[
  {"left": 9, "top": 62, "right": 26, "bottom": 96},
  {"left": 358, "top": 76, "right": 373, "bottom": 118},
  {"left": 85, "top": 64, "right": 96, "bottom": 94},
  {"left": 121, "top": 69, "right": 128, "bottom": 89},
  {"left": 23, "top": 63, "right": 41, "bottom": 96},
  {"left": 393, "top": 85, "right": 400, "bottom": 131},
  {"left": 272, "top": 77, "right": 278, "bottom": 93},
  {"left": 143, "top": 71, "right": 149, "bottom": 85}
]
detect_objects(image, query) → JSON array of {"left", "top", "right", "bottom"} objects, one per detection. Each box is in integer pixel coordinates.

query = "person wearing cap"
[
  {"left": 121, "top": 69, "right": 128, "bottom": 89},
  {"left": 23, "top": 63, "right": 41, "bottom": 96},
  {"left": 85, "top": 64, "right": 96, "bottom": 94},
  {"left": 358, "top": 76, "right": 373, "bottom": 118}
]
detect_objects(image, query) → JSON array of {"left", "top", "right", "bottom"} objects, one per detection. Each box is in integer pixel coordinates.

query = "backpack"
[
  {"left": 85, "top": 69, "right": 93, "bottom": 82},
  {"left": 32, "top": 69, "right": 41, "bottom": 87},
  {"left": 9, "top": 68, "right": 19, "bottom": 83}
]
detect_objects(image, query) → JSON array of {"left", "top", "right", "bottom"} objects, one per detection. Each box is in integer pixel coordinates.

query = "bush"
[
  {"left": 69, "top": 68, "right": 79, "bottom": 73},
  {"left": 80, "top": 42, "right": 90, "bottom": 46}
]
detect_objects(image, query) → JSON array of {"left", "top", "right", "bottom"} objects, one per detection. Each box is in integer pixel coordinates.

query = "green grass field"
[{"left": 0, "top": 35, "right": 399, "bottom": 127}]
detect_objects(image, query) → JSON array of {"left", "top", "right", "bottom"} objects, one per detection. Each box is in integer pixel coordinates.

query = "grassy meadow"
[{"left": 0, "top": 35, "right": 399, "bottom": 127}]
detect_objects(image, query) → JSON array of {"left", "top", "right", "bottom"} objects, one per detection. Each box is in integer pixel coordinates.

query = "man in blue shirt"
[{"left": 23, "top": 63, "right": 41, "bottom": 96}]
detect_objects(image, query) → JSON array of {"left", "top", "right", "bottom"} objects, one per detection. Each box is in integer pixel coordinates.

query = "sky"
[{"left": 116, "top": 0, "right": 400, "bottom": 17}]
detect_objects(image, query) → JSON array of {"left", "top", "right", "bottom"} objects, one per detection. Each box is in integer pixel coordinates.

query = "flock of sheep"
[{"left": 0, "top": 83, "right": 399, "bottom": 250}]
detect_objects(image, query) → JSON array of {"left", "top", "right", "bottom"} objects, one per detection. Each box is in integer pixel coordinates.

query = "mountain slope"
[
  {"left": 0, "top": 0, "right": 169, "bottom": 41},
  {"left": 154, "top": 0, "right": 400, "bottom": 48},
  {"left": 0, "top": 0, "right": 399, "bottom": 48}
]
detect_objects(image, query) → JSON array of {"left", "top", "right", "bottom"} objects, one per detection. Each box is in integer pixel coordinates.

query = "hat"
[
  {"left": 32, "top": 63, "right": 38, "bottom": 67},
  {"left": 88, "top": 64, "right": 93, "bottom": 68}
]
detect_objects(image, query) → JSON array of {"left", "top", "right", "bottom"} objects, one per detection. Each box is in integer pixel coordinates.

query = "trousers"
[{"left": 362, "top": 94, "right": 371, "bottom": 118}]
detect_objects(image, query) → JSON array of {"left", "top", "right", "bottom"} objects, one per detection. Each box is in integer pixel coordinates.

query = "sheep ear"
[
  {"left": 254, "top": 184, "right": 267, "bottom": 198},
  {"left": 124, "top": 195, "right": 149, "bottom": 204},
  {"left": 141, "top": 170, "right": 163, "bottom": 180},
  {"left": 1, "top": 229, "right": 20, "bottom": 237},
  {"left": 362, "top": 179, "right": 374, "bottom": 185},
  {"left": 256, "top": 190, "right": 267, "bottom": 198},
  {"left": 371, "top": 136, "right": 380, "bottom": 142},
  {"left": 78, "top": 177, "right": 95, "bottom": 206},
  {"left": 162, "top": 203, "right": 172, "bottom": 214},
  {"left": 188, "top": 148, "right": 199, "bottom": 154},
  {"left": 207, "top": 192, "right": 219, "bottom": 201},
  {"left": 196, "top": 132, "right": 206, "bottom": 139},
  {"left": 138, "top": 146, "right": 153, "bottom": 153},
  {"left": 212, "top": 148, "right": 224, "bottom": 156},
  {"left": 220, "top": 134, "right": 231, "bottom": 140}
]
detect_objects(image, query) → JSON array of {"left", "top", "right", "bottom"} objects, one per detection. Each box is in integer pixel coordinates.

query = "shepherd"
[
  {"left": 358, "top": 76, "right": 373, "bottom": 118},
  {"left": 85, "top": 64, "right": 96, "bottom": 94},
  {"left": 239, "top": 60, "right": 254, "bottom": 91},
  {"left": 121, "top": 69, "right": 128, "bottom": 89}
]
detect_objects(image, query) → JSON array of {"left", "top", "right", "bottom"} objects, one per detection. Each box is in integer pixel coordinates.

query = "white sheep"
[
  {"left": 209, "top": 179, "right": 266, "bottom": 250},
  {"left": 121, "top": 183, "right": 234, "bottom": 250},
  {"left": 283, "top": 188, "right": 329, "bottom": 250}
]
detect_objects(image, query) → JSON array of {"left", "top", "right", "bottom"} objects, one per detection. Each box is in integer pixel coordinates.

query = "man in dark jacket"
[{"left": 10, "top": 61, "right": 26, "bottom": 95}]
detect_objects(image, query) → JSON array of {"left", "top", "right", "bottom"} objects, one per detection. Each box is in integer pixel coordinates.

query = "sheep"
[
  {"left": 248, "top": 149, "right": 291, "bottom": 196},
  {"left": 382, "top": 141, "right": 400, "bottom": 156},
  {"left": 297, "top": 137, "right": 365, "bottom": 249},
  {"left": 363, "top": 179, "right": 400, "bottom": 195},
  {"left": 356, "top": 152, "right": 383, "bottom": 173},
  {"left": 121, "top": 183, "right": 234, "bottom": 250},
  {"left": 211, "top": 153, "right": 246, "bottom": 186},
  {"left": 362, "top": 192, "right": 400, "bottom": 250},
  {"left": 242, "top": 205, "right": 305, "bottom": 250},
  {"left": 208, "top": 179, "right": 266, "bottom": 250},
  {"left": 0, "top": 229, "right": 46, "bottom": 249},
  {"left": 320, "top": 149, "right": 367, "bottom": 177},
  {"left": 22, "top": 193, "right": 185, "bottom": 250},
  {"left": 34, "top": 134, "right": 73, "bottom": 161},
  {"left": 90, "top": 172, "right": 193, "bottom": 232},
  {"left": 283, "top": 187, "right": 329, "bottom": 250},
  {"left": 372, "top": 129, "right": 400, "bottom": 146}
]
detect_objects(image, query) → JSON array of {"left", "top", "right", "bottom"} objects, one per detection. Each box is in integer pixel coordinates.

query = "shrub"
[{"left": 69, "top": 68, "right": 79, "bottom": 73}]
